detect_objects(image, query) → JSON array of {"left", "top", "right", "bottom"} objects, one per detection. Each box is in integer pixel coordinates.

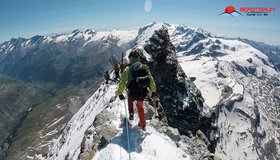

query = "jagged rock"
[
  {"left": 190, "top": 77, "right": 196, "bottom": 82},
  {"left": 79, "top": 128, "right": 99, "bottom": 160},
  {"left": 78, "top": 109, "right": 120, "bottom": 160},
  {"left": 144, "top": 101, "right": 155, "bottom": 120},
  {"left": 248, "top": 66, "right": 257, "bottom": 75},
  {"left": 93, "top": 110, "right": 119, "bottom": 142},
  {"left": 197, "top": 130, "right": 210, "bottom": 147},
  {"left": 247, "top": 58, "right": 253, "bottom": 63},
  {"left": 189, "top": 43, "right": 204, "bottom": 55},
  {"left": 93, "top": 109, "right": 114, "bottom": 127},
  {"left": 143, "top": 28, "right": 219, "bottom": 153},
  {"left": 179, "top": 135, "right": 214, "bottom": 160},
  {"left": 0, "top": 143, "right": 9, "bottom": 160},
  {"left": 209, "top": 44, "right": 221, "bottom": 51},
  {"left": 162, "top": 126, "right": 181, "bottom": 142},
  {"left": 186, "top": 131, "right": 194, "bottom": 138},
  {"left": 99, "top": 125, "right": 119, "bottom": 142},
  {"left": 221, "top": 85, "right": 233, "bottom": 99},
  {"left": 215, "top": 40, "right": 221, "bottom": 44}
]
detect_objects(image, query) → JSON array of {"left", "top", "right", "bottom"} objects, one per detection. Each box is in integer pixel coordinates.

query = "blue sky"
[{"left": 0, "top": 0, "right": 279, "bottom": 45}]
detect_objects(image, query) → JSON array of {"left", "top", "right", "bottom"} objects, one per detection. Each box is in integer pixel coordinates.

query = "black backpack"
[
  {"left": 131, "top": 62, "right": 150, "bottom": 88},
  {"left": 128, "top": 62, "right": 150, "bottom": 100}
]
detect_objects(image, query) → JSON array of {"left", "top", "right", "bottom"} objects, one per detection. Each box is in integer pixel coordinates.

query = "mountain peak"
[
  {"left": 72, "top": 29, "right": 81, "bottom": 34},
  {"left": 85, "top": 29, "right": 96, "bottom": 35},
  {"left": 30, "top": 35, "right": 44, "bottom": 43}
]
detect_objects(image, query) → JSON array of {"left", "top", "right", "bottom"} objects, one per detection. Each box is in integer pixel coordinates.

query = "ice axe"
[
  {"left": 152, "top": 95, "right": 163, "bottom": 128},
  {"left": 153, "top": 96, "right": 158, "bottom": 118}
]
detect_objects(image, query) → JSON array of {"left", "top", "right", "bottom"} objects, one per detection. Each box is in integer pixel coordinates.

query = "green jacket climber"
[
  {"left": 115, "top": 51, "right": 157, "bottom": 131},
  {"left": 115, "top": 55, "right": 156, "bottom": 98}
]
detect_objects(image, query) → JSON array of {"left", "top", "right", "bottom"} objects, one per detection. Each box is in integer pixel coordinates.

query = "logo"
[
  {"left": 220, "top": 6, "right": 276, "bottom": 17},
  {"left": 220, "top": 6, "right": 242, "bottom": 16},
  {"left": 240, "top": 7, "right": 275, "bottom": 16}
]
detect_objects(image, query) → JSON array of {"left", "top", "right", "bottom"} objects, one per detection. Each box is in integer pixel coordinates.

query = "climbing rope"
[{"left": 123, "top": 100, "right": 132, "bottom": 160}]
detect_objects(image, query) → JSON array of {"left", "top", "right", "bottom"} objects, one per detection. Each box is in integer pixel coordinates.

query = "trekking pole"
[
  {"left": 153, "top": 96, "right": 158, "bottom": 117},
  {"left": 123, "top": 99, "right": 132, "bottom": 160}
]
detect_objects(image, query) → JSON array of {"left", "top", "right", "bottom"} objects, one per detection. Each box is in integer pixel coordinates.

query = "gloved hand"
[
  {"left": 152, "top": 92, "right": 156, "bottom": 97},
  {"left": 119, "top": 94, "right": 125, "bottom": 100}
]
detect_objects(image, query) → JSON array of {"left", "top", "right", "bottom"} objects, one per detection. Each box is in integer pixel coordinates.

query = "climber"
[
  {"left": 114, "top": 60, "right": 120, "bottom": 81},
  {"left": 115, "top": 50, "right": 157, "bottom": 131},
  {"left": 104, "top": 71, "right": 111, "bottom": 84}
]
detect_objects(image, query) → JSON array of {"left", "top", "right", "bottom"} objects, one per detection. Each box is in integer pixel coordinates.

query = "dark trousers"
[{"left": 115, "top": 70, "right": 120, "bottom": 79}]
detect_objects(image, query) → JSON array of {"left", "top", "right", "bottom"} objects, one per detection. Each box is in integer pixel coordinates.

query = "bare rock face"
[
  {"left": 78, "top": 109, "right": 119, "bottom": 159},
  {"left": 143, "top": 27, "right": 219, "bottom": 154}
]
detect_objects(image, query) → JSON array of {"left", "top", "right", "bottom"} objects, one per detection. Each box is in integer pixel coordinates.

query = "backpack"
[
  {"left": 131, "top": 62, "right": 150, "bottom": 88},
  {"left": 128, "top": 62, "right": 150, "bottom": 100}
]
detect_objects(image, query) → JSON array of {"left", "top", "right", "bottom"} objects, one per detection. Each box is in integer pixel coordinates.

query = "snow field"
[{"left": 50, "top": 81, "right": 190, "bottom": 160}]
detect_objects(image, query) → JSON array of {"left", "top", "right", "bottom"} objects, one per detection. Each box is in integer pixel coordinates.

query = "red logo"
[
  {"left": 240, "top": 7, "right": 275, "bottom": 13},
  {"left": 240, "top": 7, "right": 275, "bottom": 16},
  {"left": 220, "top": 6, "right": 276, "bottom": 17},
  {"left": 220, "top": 6, "right": 242, "bottom": 16}
]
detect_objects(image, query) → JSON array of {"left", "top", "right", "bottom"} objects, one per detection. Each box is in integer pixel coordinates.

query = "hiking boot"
[
  {"left": 138, "top": 122, "right": 146, "bottom": 131},
  {"left": 129, "top": 113, "right": 134, "bottom": 120}
]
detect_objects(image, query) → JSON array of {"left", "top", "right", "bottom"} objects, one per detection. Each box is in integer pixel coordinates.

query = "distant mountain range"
[
  {"left": 0, "top": 22, "right": 279, "bottom": 160},
  {"left": 0, "top": 29, "right": 137, "bottom": 88},
  {"left": 0, "top": 28, "right": 136, "bottom": 159}
]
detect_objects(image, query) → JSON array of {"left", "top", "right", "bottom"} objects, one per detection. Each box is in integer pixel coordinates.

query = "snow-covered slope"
[
  {"left": 49, "top": 81, "right": 190, "bottom": 160},
  {"left": 178, "top": 39, "right": 278, "bottom": 107},
  {"left": 164, "top": 24, "right": 280, "bottom": 159},
  {"left": 177, "top": 39, "right": 280, "bottom": 159},
  {"left": 49, "top": 83, "right": 114, "bottom": 159},
  {"left": 239, "top": 38, "right": 280, "bottom": 70}
]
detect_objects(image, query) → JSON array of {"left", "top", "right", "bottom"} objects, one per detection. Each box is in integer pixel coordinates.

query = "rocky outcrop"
[
  {"left": 143, "top": 27, "right": 219, "bottom": 154},
  {"left": 78, "top": 109, "right": 119, "bottom": 160}
]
